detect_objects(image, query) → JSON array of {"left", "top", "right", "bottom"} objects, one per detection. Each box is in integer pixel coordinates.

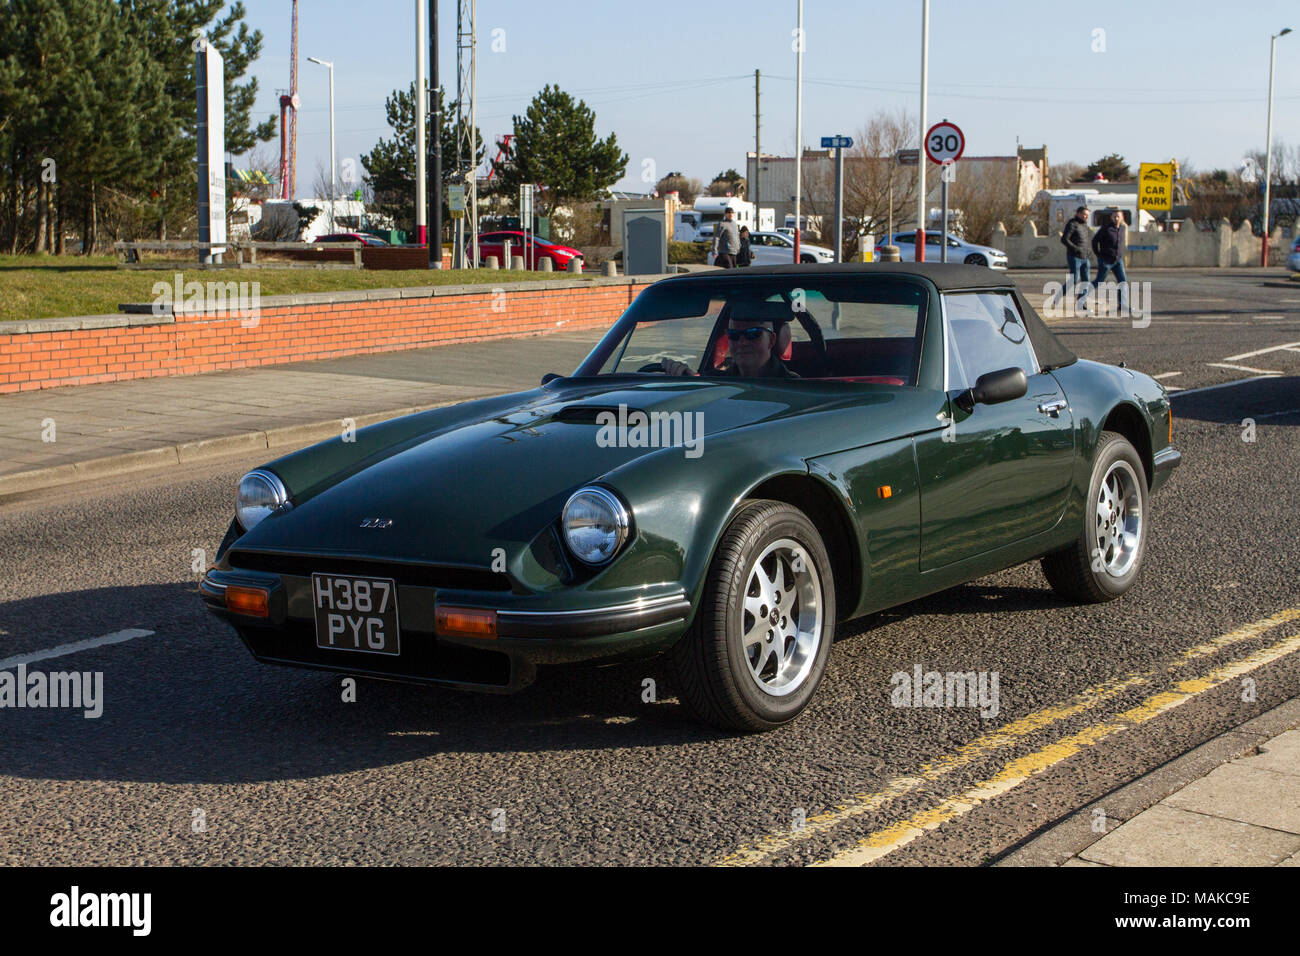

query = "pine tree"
[
  {"left": 361, "top": 84, "right": 483, "bottom": 234},
  {"left": 489, "top": 85, "right": 627, "bottom": 217}
]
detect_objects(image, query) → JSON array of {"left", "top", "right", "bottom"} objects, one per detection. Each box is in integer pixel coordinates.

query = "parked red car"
[
  {"left": 314, "top": 232, "right": 389, "bottom": 246},
  {"left": 472, "top": 231, "right": 582, "bottom": 270}
]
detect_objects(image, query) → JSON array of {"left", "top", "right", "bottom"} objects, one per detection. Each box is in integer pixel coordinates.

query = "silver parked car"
[
  {"left": 879, "top": 232, "right": 1008, "bottom": 269},
  {"left": 709, "top": 230, "right": 835, "bottom": 266}
]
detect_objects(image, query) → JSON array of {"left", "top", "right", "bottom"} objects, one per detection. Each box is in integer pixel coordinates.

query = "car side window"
[{"left": 944, "top": 292, "right": 1038, "bottom": 390}]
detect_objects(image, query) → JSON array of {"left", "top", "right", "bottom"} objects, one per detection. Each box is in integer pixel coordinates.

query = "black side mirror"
[
  {"left": 541, "top": 372, "right": 562, "bottom": 386},
  {"left": 954, "top": 367, "right": 1027, "bottom": 412}
]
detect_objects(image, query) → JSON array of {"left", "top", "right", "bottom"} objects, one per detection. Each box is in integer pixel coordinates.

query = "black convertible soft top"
[{"left": 668, "top": 262, "right": 1078, "bottom": 371}]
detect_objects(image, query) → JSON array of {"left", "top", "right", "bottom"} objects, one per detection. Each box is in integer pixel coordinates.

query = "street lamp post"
[
  {"left": 1262, "top": 27, "right": 1291, "bottom": 267},
  {"left": 916, "top": 0, "right": 929, "bottom": 262},
  {"left": 307, "top": 57, "right": 336, "bottom": 233},
  {"left": 793, "top": 0, "right": 803, "bottom": 263}
]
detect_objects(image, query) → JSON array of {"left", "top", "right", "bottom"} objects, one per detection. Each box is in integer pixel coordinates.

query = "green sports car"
[{"left": 201, "top": 263, "right": 1180, "bottom": 731}]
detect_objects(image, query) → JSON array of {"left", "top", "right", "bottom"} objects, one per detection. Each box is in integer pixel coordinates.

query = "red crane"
[{"left": 278, "top": 0, "right": 299, "bottom": 199}]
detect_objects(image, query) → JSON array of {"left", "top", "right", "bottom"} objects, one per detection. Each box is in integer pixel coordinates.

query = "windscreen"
[{"left": 576, "top": 275, "right": 927, "bottom": 384}]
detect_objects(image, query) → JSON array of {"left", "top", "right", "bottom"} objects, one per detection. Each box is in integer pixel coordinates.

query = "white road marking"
[
  {"left": 1153, "top": 372, "right": 1183, "bottom": 379},
  {"left": 1278, "top": 298, "right": 1300, "bottom": 304},
  {"left": 0, "top": 628, "right": 155, "bottom": 670},
  {"left": 1224, "top": 340, "right": 1300, "bottom": 361},
  {"left": 1163, "top": 385, "right": 1185, "bottom": 392},
  {"left": 1173, "top": 375, "right": 1279, "bottom": 396},
  {"left": 1285, "top": 347, "right": 1300, "bottom": 353},
  {"left": 1207, "top": 362, "right": 1282, "bottom": 375}
]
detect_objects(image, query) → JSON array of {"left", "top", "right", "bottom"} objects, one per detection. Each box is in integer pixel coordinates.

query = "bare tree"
[
  {"left": 948, "top": 161, "right": 1024, "bottom": 246},
  {"left": 1049, "top": 161, "right": 1086, "bottom": 187},
  {"left": 799, "top": 108, "right": 919, "bottom": 256}
]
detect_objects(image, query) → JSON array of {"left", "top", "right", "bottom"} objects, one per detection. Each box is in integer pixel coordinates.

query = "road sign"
[
  {"left": 449, "top": 184, "right": 466, "bottom": 213},
  {"left": 941, "top": 161, "right": 957, "bottom": 183},
  {"left": 924, "top": 120, "right": 965, "bottom": 165},
  {"left": 896, "top": 148, "right": 920, "bottom": 166},
  {"left": 821, "top": 135, "right": 853, "bottom": 149},
  {"left": 1138, "top": 163, "right": 1174, "bottom": 212}
]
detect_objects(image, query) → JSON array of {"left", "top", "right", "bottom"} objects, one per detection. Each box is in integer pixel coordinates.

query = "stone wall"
[{"left": 992, "top": 219, "right": 1287, "bottom": 268}]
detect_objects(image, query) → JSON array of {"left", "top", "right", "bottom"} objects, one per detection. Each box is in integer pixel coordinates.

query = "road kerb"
[{"left": 0, "top": 400, "right": 464, "bottom": 500}]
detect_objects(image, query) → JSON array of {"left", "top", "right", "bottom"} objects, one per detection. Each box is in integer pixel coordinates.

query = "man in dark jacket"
[
  {"left": 712, "top": 208, "right": 741, "bottom": 268},
  {"left": 1091, "top": 209, "right": 1129, "bottom": 311},
  {"left": 1060, "top": 206, "right": 1091, "bottom": 312}
]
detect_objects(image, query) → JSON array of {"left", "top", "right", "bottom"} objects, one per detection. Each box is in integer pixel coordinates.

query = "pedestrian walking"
[
  {"left": 737, "top": 226, "right": 753, "bottom": 267},
  {"left": 1091, "top": 209, "right": 1129, "bottom": 312},
  {"left": 712, "top": 207, "right": 740, "bottom": 269},
  {"left": 1059, "top": 206, "right": 1092, "bottom": 313}
]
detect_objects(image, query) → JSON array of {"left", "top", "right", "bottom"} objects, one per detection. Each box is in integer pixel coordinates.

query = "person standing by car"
[
  {"left": 712, "top": 208, "right": 740, "bottom": 269},
  {"left": 737, "top": 226, "right": 754, "bottom": 267},
  {"left": 1092, "top": 209, "right": 1129, "bottom": 312},
  {"left": 1060, "top": 206, "right": 1092, "bottom": 313}
]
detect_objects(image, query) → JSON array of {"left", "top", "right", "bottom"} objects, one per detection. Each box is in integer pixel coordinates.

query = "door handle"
[{"left": 1037, "top": 398, "right": 1068, "bottom": 417}]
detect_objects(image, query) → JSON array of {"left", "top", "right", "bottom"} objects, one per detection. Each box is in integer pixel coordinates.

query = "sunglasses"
[{"left": 726, "top": 326, "right": 774, "bottom": 341}]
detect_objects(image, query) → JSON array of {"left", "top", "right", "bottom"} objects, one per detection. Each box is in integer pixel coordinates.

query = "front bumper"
[
  {"left": 1151, "top": 444, "right": 1182, "bottom": 494},
  {"left": 201, "top": 566, "right": 692, "bottom": 693}
]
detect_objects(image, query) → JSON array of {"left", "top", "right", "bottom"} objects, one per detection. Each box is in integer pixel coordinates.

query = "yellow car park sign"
[{"left": 1139, "top": 163, "right": 1174, "bottom": 211}]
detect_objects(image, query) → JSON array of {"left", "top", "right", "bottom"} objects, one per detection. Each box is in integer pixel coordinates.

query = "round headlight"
[
  {"left": 236, "top": 469, "right": 290, "bottom": 531},
  {"left": 561, "top": 487, "right": 630, "bottom": 565}
]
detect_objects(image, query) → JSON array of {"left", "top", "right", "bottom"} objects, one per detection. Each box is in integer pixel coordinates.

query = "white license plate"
[{"left": 312, "top": 574, "right": 400, "bottom": 655}]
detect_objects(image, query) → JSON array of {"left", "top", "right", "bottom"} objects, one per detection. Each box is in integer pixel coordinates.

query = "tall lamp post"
[
  {"left": 1262, "top": 27, "right": 1291, "bottom": 267},
  {"left": 307, "top": 57, "right": 336, "bottom": 232},
  {"left": 916, "top": 0, "right": 930, "bottom": 261}
]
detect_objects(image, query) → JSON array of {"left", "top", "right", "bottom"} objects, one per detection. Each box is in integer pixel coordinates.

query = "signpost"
[
  {"left": 1138, "top": 162, "right": 1174, "bottom": 232},
  {"left": 924, "top": 120, "right": 964, "bottom": 263},
  {"left": 449, "top": 184, "right": 466, "bottom": 268},
  {"left": 939, "top": 160, "right": 956, "bottom": 262},
  {"left": 921, "top": 120, "right": 964, "bottom": 261},
  {"left": 519, "top": 184, "right": 535, "bottom": 269},
  {"left": 196, "top": 40, "right": 226, "bottom": 264},
  {"left": 822, "top": 135, "right": 853, "bottom": 263}
]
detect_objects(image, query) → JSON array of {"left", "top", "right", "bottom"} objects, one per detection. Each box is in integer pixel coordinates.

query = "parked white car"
[
  {"left": 709, "top": 230, "right": 835, "bottom": 266},
  {"left": 879, "top": 232, "right": 1008, "bottom": 269}
]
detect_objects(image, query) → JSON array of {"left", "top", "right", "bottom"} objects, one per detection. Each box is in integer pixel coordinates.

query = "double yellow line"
[{"left": 714, "top": 608, "right": 1300, "bottom": 867}]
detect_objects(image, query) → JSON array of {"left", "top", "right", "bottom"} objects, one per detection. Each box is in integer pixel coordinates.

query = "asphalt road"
[{"left": 1, "top": 269, "right": 1297, "bottom": 865}]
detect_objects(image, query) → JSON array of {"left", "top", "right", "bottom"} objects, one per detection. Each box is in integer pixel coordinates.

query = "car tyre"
[
  {"left": 1041, "top": 430, "right": 1149, "bottom": 603},
  {"left": 964, "top": 253, "right": 988, "bottom": 266},
  {"left": 800, "top": 254, "right": 817, "bottom": 264},
  {"left": 671, "top": 499, "right": 835, "bottom": 732}
]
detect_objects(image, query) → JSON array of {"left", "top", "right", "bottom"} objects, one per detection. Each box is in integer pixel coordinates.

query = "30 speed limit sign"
[{"left": 924, "top": 121, "right": 965, "bottom": 164}]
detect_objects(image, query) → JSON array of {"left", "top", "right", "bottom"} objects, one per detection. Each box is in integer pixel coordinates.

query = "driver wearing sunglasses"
[{"left": 658, "top": 318, "right": 798, "bottom": 379}]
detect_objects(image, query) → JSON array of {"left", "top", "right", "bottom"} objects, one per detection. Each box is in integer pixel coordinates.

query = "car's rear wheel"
[
  {"left": 1041, "top": 431, "right": 1149, "bottom": 603},
  {"left": 964, "top": 253, "right": 988, "bottom": 266},
  {"left": 672, "top": 500, "right": 835, "bottom": 731}
]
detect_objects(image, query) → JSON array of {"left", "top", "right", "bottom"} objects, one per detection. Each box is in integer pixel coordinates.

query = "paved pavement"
[
  {"left": 0, "top": 328, "right": 604, "bottom": 495},
  {"left": 998, "top": 701, "right": 1300, "bottom": 867},
  {"left": 1, "top": 267, "right": 1298, "bottom": 865}
]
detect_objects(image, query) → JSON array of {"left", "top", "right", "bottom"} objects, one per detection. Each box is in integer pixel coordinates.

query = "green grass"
[{"left": 0, "top": 254, "right": 589, "bottom": 322}]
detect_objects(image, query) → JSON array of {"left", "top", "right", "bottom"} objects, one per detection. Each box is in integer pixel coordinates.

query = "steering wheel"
[{"left": 638, "top": 362, "right": 668, "bottom": 373}]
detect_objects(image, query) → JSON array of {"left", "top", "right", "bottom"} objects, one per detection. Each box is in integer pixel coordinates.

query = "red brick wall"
[{"left": 0, "top": 281, "right": 650, "bottom": 394}]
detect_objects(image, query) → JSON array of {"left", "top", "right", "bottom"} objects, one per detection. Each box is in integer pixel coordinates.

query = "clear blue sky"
[{"left": 237, "top": 0, "right": 1300, "bottom": 198}]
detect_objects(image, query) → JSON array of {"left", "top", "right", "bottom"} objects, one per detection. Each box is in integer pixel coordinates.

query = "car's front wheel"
[
  {"left": 1041, "top": 430, "right": 1149, "bottom": 602},
  {"left": 964, "top": 253, "right": 988, "bottom": 266},
  {"left": 672, "top": 500, "right": 835, "bottom": 731}
]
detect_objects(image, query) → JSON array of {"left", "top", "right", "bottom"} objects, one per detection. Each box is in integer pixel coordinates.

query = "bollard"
[
  {"left": 510, "top": 255, "right": 525, "bottom": 270},
  {"left": 880, "top": 245, "right": 901, "bottom": 262},
  {"left": 484, "top": 256, "right": 499, "bottom": 270},
  {"left": 602, "top": 260, "right": 617, "bottom": 277},
  {"left": 566, "top": 257, "right": 583, "bottom": 274},
  {"left": 539, "top": 256, "right": 553, "bottom": 272}
]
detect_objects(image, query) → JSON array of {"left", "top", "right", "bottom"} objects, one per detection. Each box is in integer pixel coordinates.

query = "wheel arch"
[
  {"left": 1102, "top": 402, "right": 1153, "bottom": 486},
  {"left": 744, "top": 473, "right": 860, "bottom": 622}
]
